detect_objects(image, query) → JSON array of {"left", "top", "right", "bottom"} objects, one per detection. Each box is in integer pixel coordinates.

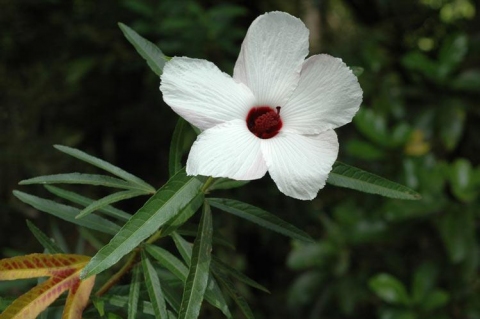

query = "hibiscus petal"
[
  {"left": 160, "top": 57, "right": 256, "bottom": 131},
  {"left": 261, "top": 130, "right": 339, "bottom": 200},
  {"left": 233, "top": 11, "right": 309, "bottom": 107},
  {"left": 282, "top": 54, "right": 363, "bottom": 134},
  {"left": 187, "top": 120, "right": 267, "bottom": 180}
]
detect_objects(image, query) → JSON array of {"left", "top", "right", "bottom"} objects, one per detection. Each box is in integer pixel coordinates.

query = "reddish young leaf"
[
  {"left": 62, "top": 274, "right": 96, "bottom": 319},
  {"left": 0, "top": 254, "right": 90, "bottom": 280},
  {"left": 0, "top": 254, "right": 95, "bottom": 319}
]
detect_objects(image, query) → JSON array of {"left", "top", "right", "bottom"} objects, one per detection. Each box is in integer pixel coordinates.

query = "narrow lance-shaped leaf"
[
  {"left": 145, "top": 245, "right": 189, "bottom": 282},
  {"left": 81, "top": 169, "right": 205, "bottom": 278},
  {"left": 76, "top": 189, "right": 147, "bottom": 219},
  {"left": 144, "top": 250, "right": 200, "bottom": 313},
  {"left": 149, "top": 237, "right": 232, "bottom": 317},
  {"left": 212, "top": 265, "right": 255, "bottom": 319},
  {"left": 208, "top": 198, "right": 314, "bottom": 243},
  {"left": 161, "top": 193, "right": 204, "bottom": 238},
  {"left": 141, "top": 252, "right": 169, "bottom": 319},
  {"left": 169, "top": 118, "right": 196, "bottom": 178},
  {"left": 118, "top": 22, "right": 169, "bottom": 76},
  {"left": 176, "top": 228, "right": 235, "bottom": 251},
  {"left": 212, "top": 257, "right": 269, "bottom": 293},
  {"left": 26, "top": 220, "right": 64, "bottom": 254},
  {"left": 54, "top": 145, "right": 155, "bottom": 193},
  {"left": 208, "top": 178, "right": 250, "bottom": 191},
  {"left": 20, "top": 173, "right": 145, "bottom": 191},
  {"left": 78, "top": 228, "right": 105, "bottom": 251},
  {"left": 178, "top": 202, "right": 213, "bottom": 319},
  {"left": 99, "top": 295, "right": 179, "bottom": 318},
  {"left": 97, "top": 294, "right": 158, "bottom": 317},
  {"left": 44, "top": 185, "right": 132, "bottom": 222},
  {"left": 128, "top": 265, "right": 141, "bottom": 319},
  {"left": 161, "top": 282, "right": 182, "bottom": 315},
  {"left": 327, "top": 161, "right": 422, "bottom": 200},
  {"left": 171, "top": 232, "right": 194, "bottom": 265},
  {"left": 61, "top": 274, "right": 96, "bottom": 319},
  {"left": 13, "top": 191, "right": 121, "bottom": 235}
]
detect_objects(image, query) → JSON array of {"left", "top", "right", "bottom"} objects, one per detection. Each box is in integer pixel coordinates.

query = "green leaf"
[
  {"left": 451, "top": 70, "right": 480, "bottom": 92},
  {"left": 146, "top": 241, "right": 231, "bottom": 318},
  {"left": 76, "top": 189, "right": 147, "bottom": 219},
  {"left": 100, "top": 294, "right": 157, "bottom": 316},
  {"left": 161, "top": 193, "right": 204, "bottom": 238},
  {"left": 44, "top": 185, "right": 132, "bottom": 222},
  {"left": 369, "top": 273, "right": 410, "bottom": 306},
  {"left": 141, "top": 252, "right": 169, "bottom": 319},
  {"left": 287, "top": 242, "right": 337, "bottom": 270},
  {"left": 327, "top": 162, "right": 422, "bottom": 200},
  {"left": 169, "top": 118, "right": 196, "bottom": 177},
  {"left": 145, "top": 244, "right": 189, "bottom": 281},
  {"left": 288, "top": 271, "right": 323, "bottom": 309},
  {"left": 26, "top": 220, "right": 64, "bottom": 254},
  {"left": 345, "top": 139, "right": 386, "bottom": 160},
  {"left": 172, "top": 232, "right": 194, "bottom": 264},
  {"left": 81, "top": 169, "right": 204, "bottom": 278},
  {"left": 79, "top": 228, "right": 105, "bottom": 250},
  {"left": 54, "top": 145, "right": 155, "bottom": 192},
  {"left": 212, "top": 265, "right": 255, "bottom": 319},
  {"left": 161, "top": 282, "right": 182, "bottom": 314},
  {"left": 436, "top": 208, "right": 475, "bottom": 263},
  {"left": 13, "top": 191, "right": 121, "bottom": 235},
  {"left": 166, "top": 234, "right": 232, "bottom": 318},
  {"left": 439, "top": 103, "right": 465, "bottom": 151},
  {"left": 212, "top": 257, "right": 269, "bottom": 293},
  {"left": 118, "top": 22, "right": 168, "bottom": 76},
  {"left": 379, "top": 309, "right": 418, "bottom": 319},
  {"left": 208, "top": 198, "right": 314, "bottom": 242},
  {"left": 411, "top": 262, "right": 439, "bottom": 304},
  {"left": 353, "top": 108, "right": 390, "bottom": 147},
  {"left": 438, "top": 33, "right": 468, "bottom": 77},
  {"left": 178, "top": 202, "right": 213, "bottom": 319},
  {"left": 421, "top": 290, "right": 450, "bottom": 312},
  {"left": 351, "top": 66, "right": 364, "bottom": 77},
  {"left": 190, "top": 124, "right": 201, "bottom": 136},
  {"left": 449, "top": 158, "right": 477, "bottom": 202},
  {"left": 128, "top": 265, "right": 141, "bottom": 319},
  {"left": 51, "top": 219, "right": 69, "bottom": 252},
  {"left": 20, "top": 173, "right": 144, "bottom": 191},
  {"left": 401, "top": 51, "right": 439, "bottom": 81},
  {"left": 176, "top": 226, "right": 236, "bottom": 250},
  {"left": 208, "top": 178, "right": 250, "bottom": 191},
  {"left": 92, "top": 298, "right": 105, "bottom": 317}
]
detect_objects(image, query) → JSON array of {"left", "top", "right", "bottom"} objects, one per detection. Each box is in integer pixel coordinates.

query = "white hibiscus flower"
[{"left": 160, "top": 11, "right": 362, "bottom": 200}]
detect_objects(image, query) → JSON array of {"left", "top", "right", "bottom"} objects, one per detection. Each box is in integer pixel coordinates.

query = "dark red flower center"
[{"left": 246, "top": 106, "right": 282, "bottom": 139}]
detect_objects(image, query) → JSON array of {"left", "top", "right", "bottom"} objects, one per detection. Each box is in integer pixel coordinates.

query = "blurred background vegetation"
[{"left": 1, "top": 0, "right": 479, "bottom": 318}]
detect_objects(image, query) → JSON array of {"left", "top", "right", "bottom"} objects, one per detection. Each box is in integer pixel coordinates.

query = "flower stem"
[{"left": 201, "top": 176, "right": 215, "bottom": 193}]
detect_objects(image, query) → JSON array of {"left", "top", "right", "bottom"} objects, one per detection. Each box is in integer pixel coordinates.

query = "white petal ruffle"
[
  {"left": 186, "top": 120, "right": 268, "bottom": 180},
  {"left": 260, "top": 130, "right": 339, "bottom": 200},
  {"left": 233, "top": 12, "right": 309, "bottom": 107},
  {"left": 161, "top": 57, "right": 256, "bottom": 131},
  {"left": 282, "top": 54, "right": 362, "bottom": 134}
]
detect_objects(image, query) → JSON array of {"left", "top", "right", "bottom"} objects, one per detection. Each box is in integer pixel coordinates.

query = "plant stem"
[
  {"left": 94, "top": 249, "right": 139, "bottom": 297},
  {"left": 201, "top": 176, "right": 215, "bottom": 193},
  {"left": 146, "top": 229, "right": 162, "bottom": 244},
  {"left": 94, "top": 176, "right": 214, "bottom": 297}
]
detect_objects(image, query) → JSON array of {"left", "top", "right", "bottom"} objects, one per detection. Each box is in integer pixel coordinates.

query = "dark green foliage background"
[{"left": 1, "top": 0, "right": 479, "bottom": 318}]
